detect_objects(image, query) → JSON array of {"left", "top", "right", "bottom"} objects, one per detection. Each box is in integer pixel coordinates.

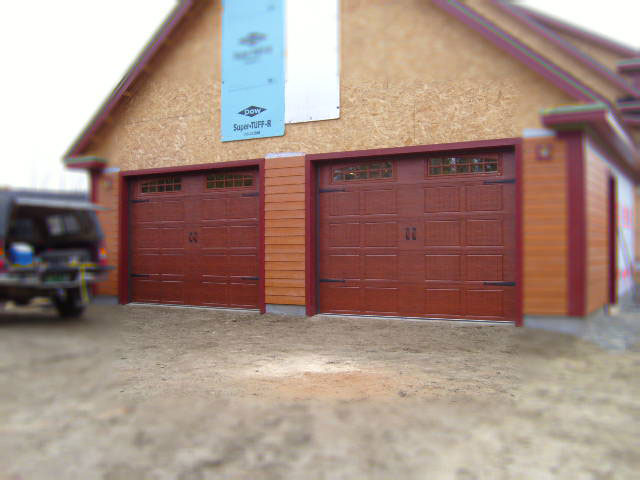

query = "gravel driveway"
[{"left": 1, "top": 304, "right": 639, "bottom": 479}]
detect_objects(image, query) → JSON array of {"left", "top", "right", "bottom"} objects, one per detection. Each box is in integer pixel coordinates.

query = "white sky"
[{"left": 0, "top": 0, "right": 638, "bottom": 192}]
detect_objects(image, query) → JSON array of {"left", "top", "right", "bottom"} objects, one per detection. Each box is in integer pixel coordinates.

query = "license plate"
[{"left": 45, "top": 273, "right": 70, "bottom": 283}]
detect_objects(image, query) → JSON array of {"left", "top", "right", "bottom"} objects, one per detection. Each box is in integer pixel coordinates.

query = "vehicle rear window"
[{"left": 46, "top": 213, "right": 85, "bottom": 237}]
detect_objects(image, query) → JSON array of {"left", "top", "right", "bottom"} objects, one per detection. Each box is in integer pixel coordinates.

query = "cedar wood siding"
[
  {"left": 584, "top": 145, "right": 609, "bottom": 314},
  {"left": 264, "top": 155, "right": 306, "bottom": 306},
  {"left": 522, "top": 136, "right": 568, "bottom": 315}
]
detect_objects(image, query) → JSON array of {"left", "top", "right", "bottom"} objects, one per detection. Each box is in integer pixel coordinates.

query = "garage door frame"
[
  {"left": 306, "top": 139, "right": 523, "bottom": 325},
  {"left": 118, "top": 158, "right": 266, "bottom": 312}
]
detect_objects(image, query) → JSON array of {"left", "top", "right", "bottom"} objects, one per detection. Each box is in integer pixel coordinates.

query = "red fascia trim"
[
  {"left": 490, "top": 0, "right": 640, "bottom": 98},
  {"left": 431, "top": 0, "right": 599, "bottom": 103},
  {"left": 117, "top": 174, "right": 129, "bottom": 305},
  {"left": 307, "top": 138, "right": 521, "bottom": 162},
  {"left": 564, "top": 131, "right": 586, "bottom": 317},
  {"left": 622, "top": 115, "right": 640, "bottom": 127},
  {"left": 304, "top": 156, "right": 317, "bottom": 316},
  {"left": 120, "top": 158, "right": 264, "bottom": 177},
  {"left": 258, "top": 158, "right": 266, "bottom": 314},
  {"left": 618, "top": 103, "right": 640, "bottom": 113},
  {"left": 116, "top": 158, "right": 265, "bottom": 307},
  {"left": 517, "top": 6, "right": 639, "bottom": 59},
  {"left": 65, "top": 0, "right": 196, "bottom": 158},
  {"left": 66, "top": 161, "right": 108, "bottom": 171},
  {"left": 514, "top": 139, "right": 524, "bottom": 326}
]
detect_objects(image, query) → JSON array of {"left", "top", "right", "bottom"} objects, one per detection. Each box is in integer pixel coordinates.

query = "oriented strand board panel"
[
  {"left": 264, "top": 154, "right": 306, "bottom": 306},
  {"left": 522, "top": 136, "right": 568, "bottom": 315},
  {"left": 465, "top": 0, "right": 627, "bottom": 103},
  {"left": 584, "top": 145, "right": 609, "bottom": 314},
  {"left": 83, "top": 0, "right": 575, "bottom": 172}
]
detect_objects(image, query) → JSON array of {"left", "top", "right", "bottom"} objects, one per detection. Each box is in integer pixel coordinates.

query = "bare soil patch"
[{"left": 0, "top": 304, "right": 639, "bottom": 479}]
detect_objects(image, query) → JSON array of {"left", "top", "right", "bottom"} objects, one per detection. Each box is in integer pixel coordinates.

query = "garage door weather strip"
[
  {"left": 127, "top": 303, "right": 259, "bottom": 314},
  {"left": 316, "top": 313, "right": 514, "bottom": 326}
]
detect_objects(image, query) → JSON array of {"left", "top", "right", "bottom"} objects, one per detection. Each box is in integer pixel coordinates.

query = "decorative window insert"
[
  {"left": 332, "top": 161, "right": 393, "bottom": 182},
  {"left": 206, "top": 173, "right": 254, "bottom": 189},
  {"left": 427, "top": 156, "right": 499, "bottom": 176},
  {"left": 141, "top": 177, "right": 181, "bottom": 193}
]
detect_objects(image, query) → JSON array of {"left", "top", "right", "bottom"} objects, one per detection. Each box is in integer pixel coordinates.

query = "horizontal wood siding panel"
[
  {"left": 264, "top": 155, "right": 306, "bottom": 306},
  {"left": 265, "top": 295, "right": 306, "bottom": 306},
  {"left": 522, "top": 137, "right": 568, "bottom": 315},
  {"left": 585, "top": 145, "right": 609, "bottom": 314}
]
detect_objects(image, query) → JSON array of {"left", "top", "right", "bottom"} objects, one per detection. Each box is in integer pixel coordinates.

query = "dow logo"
[
  {"left": 238, "top": 106, "right": 267, "bottom": 117},
  {"left": 239, "top": 32, "right": 266, "bottom": 46}
]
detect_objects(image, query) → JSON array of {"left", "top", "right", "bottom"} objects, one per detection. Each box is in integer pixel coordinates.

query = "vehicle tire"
[{"left": 53, "top": 288, "right": 86, "bottom": 318}]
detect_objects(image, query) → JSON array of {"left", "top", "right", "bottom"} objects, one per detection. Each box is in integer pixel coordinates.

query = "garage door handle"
[
  {"left": 242, "top": 192, "right": 259, "bottom": 197},
  {"left": 130, "top": 274, "right": 150, "bottom": 278},
  {"left": 484, "top": 281, "right": 516, "bottom": 286},
  {"left": 320, "top": 278, "right": 345, "bottom": 283},
  {"left": 240, "top": 276, "right": 259, "bottom": 281},
  {"left": 319, "top": 188, "right": 346, "bottom": 193}
]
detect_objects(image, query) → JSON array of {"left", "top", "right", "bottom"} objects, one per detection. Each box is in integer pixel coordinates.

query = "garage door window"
[
  {"left": 427, "top": 156, "right": 499, "bottom": 176},
  {"left": 332, "top": 161, "right": 393, "bottom": 182},
  {"left": 206, "top": 173, "right": 254, "bottom": 189},
  {"left": 141, "top": 177, "right": 181, "bottom": 193}
]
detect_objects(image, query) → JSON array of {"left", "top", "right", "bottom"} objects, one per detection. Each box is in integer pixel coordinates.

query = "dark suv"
[{"left": 0, "top": 190, "right": 110, "bottom": 317}]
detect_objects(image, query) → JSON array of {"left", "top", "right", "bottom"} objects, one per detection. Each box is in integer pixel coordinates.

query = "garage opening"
[
  {"left": 317, "top": 150, "right": 517, "bottom": 321},
  {"left": 128, "top": 168, "right": 260, "bottom": 308}
]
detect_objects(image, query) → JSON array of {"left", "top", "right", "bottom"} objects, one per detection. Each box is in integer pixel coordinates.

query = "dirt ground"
[{"left": 1, "top": 304, "right": 639, "bottom": 480}]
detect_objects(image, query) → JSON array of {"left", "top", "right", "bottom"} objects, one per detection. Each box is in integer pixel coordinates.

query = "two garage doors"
[{"left": 128, "top": 151, "right": 517, "bottom": 320}]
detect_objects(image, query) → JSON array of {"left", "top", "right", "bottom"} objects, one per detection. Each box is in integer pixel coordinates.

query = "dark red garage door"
[
  {"left": 317, "top": 151, "right": 517, "bottom": 321},
  {"left": 129, "top": 169, "right": 260, "bottom": 308}
]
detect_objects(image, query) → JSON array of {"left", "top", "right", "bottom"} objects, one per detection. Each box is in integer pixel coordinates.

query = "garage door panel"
[
  {"left": 364, "top": 255, "right": 397, "bottom": 280},
  {"left": 425, "top": 186, "right": 461, "bottom": 213},
  {"left": 229, "top": 282, "right": 260, "bottom": 308},
  {"left": 364, "top": 222, "right": 398, "bottom": 247},
  {"left": 320, "top": 285, "right": 362, "bottom": 313},
  {"left": 228, "top": 254, "right": 259, "bottom": 276},
  {"left": 227, "top": 196, "right": 258, "bottom": 219},
  {"left": 363, "top": 287, "right": 398, "bottom": 314},
  {"left": 201, "top": 198, "right": 227, "bottom": 221},
  {"left": 424, "top": 288, "right": 462, "bottom": 316},
  {"left": 318, "top": 153, "right": 516, "bottom": 321},
  {"left": 465, "top": 185, "right": 502, "bottom": 211},
  {"left": 425, "top": 254, "right": 461, "bottom": 281},
  {"left": 466, "top": 219, "right": 502, "bottom": 246},
  {"left": 329, "top": 191, "right": 360, "bottom": 216},
  {"left": 324, "top": 254, "right": 360, "bottom": 279},
  {"left": 363, "top": 189, "right": 397, "bottom": 215},
  {"left": 228, "top": 225, "right": 258, "bottom": 248},
  {"left": 466, "top": 289, "right": 504, "bottom": 317},
  {"left": 466, "top": 255, "right": 503, "bottom": 281},
  {"left": 129, "top": 168, "right": 259, "bottom": 309},
  {"left": 131, "top": 279, "right": 162, "bottom": 303},
  {"left": 328, "top": 223, "right": 360, "bottom": 247},
  {"left": 424, "top": 220, "right": 461, "bottom": 246}
]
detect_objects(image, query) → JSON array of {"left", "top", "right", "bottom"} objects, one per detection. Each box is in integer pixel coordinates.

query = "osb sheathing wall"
[
  {"left": 584, "top": 145, "right": 609, "bottom": 314},
  {"left": 83, "top": 0, "right": 575, "bottom": 171},
  {"left": 466, "top": 0, "right": 626, "bottom": 103},
  {"left": 264, "top": 155, "right": 306, "bottom": 306},
  {"left": 522, "top": 136, "right": 568, "bottom": 315}
]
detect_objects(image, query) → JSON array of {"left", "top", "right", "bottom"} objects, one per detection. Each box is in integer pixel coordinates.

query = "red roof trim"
[
  {"left": 490, "top": 1, "right": 640, "bottom": 98},
  {"left": 63, "top": 0, "right": 196, "bottom": 159},
  {"left": 516, "top": 5, "right": 639, "bottom": 59}
]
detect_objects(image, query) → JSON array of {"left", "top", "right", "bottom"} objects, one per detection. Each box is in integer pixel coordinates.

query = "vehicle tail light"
[
  {"left": 0, "top": 243, "right": 5, "bottom": 272},
  {"left": 98, "top": 244, "right": 108, "bottom": 267}
]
